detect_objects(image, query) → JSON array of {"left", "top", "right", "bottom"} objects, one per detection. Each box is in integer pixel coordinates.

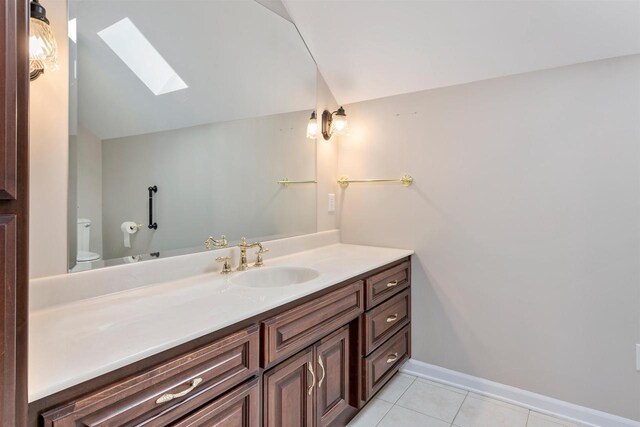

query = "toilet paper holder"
[
  {"left": 121, "top": 221, "right": 143, "bottom": 248},
  {"left": 122, "top": 222, "right": 142, "bottom": 232}
]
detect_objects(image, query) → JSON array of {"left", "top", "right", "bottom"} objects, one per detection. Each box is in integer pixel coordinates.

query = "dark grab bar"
[{"left": 148, "top": 186, "right": 158, "bottom": 229}]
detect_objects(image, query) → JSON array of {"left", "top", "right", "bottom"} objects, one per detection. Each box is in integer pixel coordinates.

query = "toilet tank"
[{"left": 77, "top": 218, "right": 91, "bottom": 253}]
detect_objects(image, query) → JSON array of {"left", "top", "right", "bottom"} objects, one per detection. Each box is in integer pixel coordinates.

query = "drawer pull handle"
[
  {"left": 156, "top": 377, "right": 203, "bottom": 404},
  {"left": 386, "top": 280, "right": 399, "bottom": 288},
  {"left": 318, "top": 355, "right": 326, "bottom": 388},
  {"left": 386, "top": 353, "right": 399, "bottom": 363},
  {"left": 386, "top": 313, "right": 398, "bottom": 323},
  {"left": 308, "top": 362, "right": 316, "bottom": 395}
]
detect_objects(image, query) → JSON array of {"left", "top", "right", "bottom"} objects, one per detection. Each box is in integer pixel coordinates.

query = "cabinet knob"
[
  {"left": 386, "top": 353, "right": 398, "bottom": 364},
  {"left": 386, "top": 280, "right": 399, "bottom": 288},
  {"left": 386, "top": 313, "right": 398, "bottom": 323}
]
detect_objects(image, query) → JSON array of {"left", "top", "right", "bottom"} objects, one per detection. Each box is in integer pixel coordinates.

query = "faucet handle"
[
  {"left": 215, "top": 256, "right": 232, "bottom": 274},
  {"left": 254, "top": 246, "right": 269, "bottom": 267},
  {"left": 205, "top": 235, "right": 228, "bottom": 250}
]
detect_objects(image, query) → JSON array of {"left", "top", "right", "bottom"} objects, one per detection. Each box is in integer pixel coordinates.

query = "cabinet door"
[
  {"left": 0, "top": 1, "right": 29, "bottom": 426},
  {"left": 171, "top": 378, "right": 259, "bottom": 427},
  {"left": 315, "top": 326, "right": 351, "bottom": 427},
  {"left": 263, "top": 347, "right": 314, "bottom": 427}
]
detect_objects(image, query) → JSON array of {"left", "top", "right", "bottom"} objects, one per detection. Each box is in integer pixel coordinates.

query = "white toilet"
[{"left": 77, "top": 218, "right": 101, "bottom": 263}]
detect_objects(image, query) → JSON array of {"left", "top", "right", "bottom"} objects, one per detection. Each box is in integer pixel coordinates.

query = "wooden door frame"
[{"left": 1, "top": 0, "right": 29, "bottom": 426}]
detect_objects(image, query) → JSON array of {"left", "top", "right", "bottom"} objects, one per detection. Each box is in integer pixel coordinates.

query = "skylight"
[
  {"left": 68, "top": 18, "right": 76, "bottom": 43},
  {"left": 97, "top": 17, "right": 187, "bottom": 96}
]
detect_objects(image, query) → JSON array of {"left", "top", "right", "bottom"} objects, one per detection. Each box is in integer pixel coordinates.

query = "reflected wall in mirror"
[{"left": 68, "top": 0, "right": 318, "bottom": 271}]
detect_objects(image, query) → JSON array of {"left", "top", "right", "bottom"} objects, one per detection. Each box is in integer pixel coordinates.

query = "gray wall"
[
  {"left": 101, "top": 110, "right": 316, "bottom": 259},
  {"left": 67, "top": 135, "right": 77, "bottom": 269},
  {"left": 29, "top": 0, "right": 69, "bottom": 279},
  {"left": 315, "top": 71, "right": 340, "bottom": 232},
  {"left": 337, "top": 55, "right": 640, "bottom": 420},
  {"left": 76, "top": 124, "right": 103, "bottom": 256}
]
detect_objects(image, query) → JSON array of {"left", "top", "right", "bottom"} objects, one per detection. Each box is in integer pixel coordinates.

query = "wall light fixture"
[
  {"left": 29, "top": 0, "right": 58, "bottom": 81},
  {"left": 321, "top": 106, "right": 348, "bottom": 140}
]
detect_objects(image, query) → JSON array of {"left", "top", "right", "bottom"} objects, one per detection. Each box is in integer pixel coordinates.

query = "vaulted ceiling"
[
  {"left": 74, "top": 0, "right": 315, "bottom": 140},
  {"left": 283, "top": 0, "right": 640, "bottom": 105},
  {"left": 74, "top": 0, "right": 640, "bottom": 139}
]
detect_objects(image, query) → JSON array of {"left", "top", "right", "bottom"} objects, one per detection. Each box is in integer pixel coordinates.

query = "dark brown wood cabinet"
[
  {"left": 263, "top": 324, "right": 355, "bottom": 427},
  {"left": 315, "top": 326, "right": 351, "bottom": 427},
  {"left": 263, "top": 347, "right": 315, "bottom": 427},
  {"left": 41, "top": 326, "right": 260, "bottom": 427},
  {"left": 361, "top": 261, "right": 412, "bottom": 406},
  {"left": 261, "top": 281, "right": 364, "bottom": 368},
  {"left": 1, "top": 1, "right": 29, "bottom": 426},
  {"left": 171, "top": 378, "right": 260, "bottom": 427},
  {"left": 363, "top": 289, "right": 410, "bottom": 354},
  {"left": 32, "top": 258, "right": 412, "bottom": 427},
  {"left": 364, "top": 261, "right": 410, "bottom": 309},
  {"left": 362, "top": 325, "right": 411, "bottom": 401}
]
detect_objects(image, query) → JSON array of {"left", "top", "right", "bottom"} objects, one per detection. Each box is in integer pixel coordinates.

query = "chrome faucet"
[{"left": 237, "top": 237, "right": 268, "bottom": 270}]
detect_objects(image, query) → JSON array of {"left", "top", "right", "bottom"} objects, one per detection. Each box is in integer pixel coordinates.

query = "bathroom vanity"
[{"left": 27, "top": 241, "right": 413, "bottom": 426}]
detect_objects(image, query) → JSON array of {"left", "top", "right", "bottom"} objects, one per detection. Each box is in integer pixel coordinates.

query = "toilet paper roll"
[{"left": 121, "top": 221, "right": 139, "bottom": 248}]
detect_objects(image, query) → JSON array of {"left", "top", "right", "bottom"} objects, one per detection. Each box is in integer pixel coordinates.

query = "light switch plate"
[
  {"left": 328, "top": 193, "right": 336, "bottom": 213},
  {"left": 636, "top": 344, "right": 640, "bottom": 371}
]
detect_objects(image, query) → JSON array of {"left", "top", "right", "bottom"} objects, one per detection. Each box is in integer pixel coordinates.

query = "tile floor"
[{"left": 347, "top": 373, "right": 586, "bottom": 427}]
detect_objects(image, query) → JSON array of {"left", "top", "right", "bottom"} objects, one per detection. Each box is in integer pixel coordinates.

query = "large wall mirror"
[{"left": 68, "top": 0, "right": 318, "bottom": 271}]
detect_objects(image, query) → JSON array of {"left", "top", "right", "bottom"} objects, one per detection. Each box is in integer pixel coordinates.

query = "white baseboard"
[{"left": 400, "top": 358, "right": 639, "bottom": 427}]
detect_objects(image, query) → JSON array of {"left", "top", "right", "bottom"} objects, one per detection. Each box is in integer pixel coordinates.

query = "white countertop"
[{"left": 29, "top": 243, "right": 413, "bottom": 402}]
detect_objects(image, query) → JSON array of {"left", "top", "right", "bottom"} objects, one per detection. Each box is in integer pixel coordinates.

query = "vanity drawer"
[
  {"left": 363, "top": 289, "right": 410, "bottom": 355},
  {"left": 365, "top": 261, "right": 410, "bottom": 309},
  {"left": 362, "top": 325, "right": 410, "bottom": 401},
  {"left": 262, "top": 281, "right": 364, "bottom": 367},
  {"left": 42, "top": 325, "right": 259, "bottom": 427},
  {"left": 170, "top": 377, "right": 260, "bottom": 427}
]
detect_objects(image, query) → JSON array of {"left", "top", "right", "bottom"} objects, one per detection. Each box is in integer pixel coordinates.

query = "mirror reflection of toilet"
[{"left": 77, "top": 218, "right": 101, "bottom": 263}]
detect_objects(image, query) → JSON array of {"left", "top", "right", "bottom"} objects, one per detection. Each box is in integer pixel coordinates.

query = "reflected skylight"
[
  {"left": 98, "top": 17, "right": 188, "bottom": 96},
  {"left": 68, "top": 18, "right": 76, "bottom": 43}
]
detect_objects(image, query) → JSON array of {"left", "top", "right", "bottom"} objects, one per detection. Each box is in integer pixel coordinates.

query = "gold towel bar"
[
  {"left": 278, "top": 178, "right": 318, "bottom": 187},
  {"left": 337, "top": 174, "right": 413, "bottom": 188}
]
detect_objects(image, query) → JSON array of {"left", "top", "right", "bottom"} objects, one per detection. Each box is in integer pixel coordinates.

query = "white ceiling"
[
  {"left": 283, "top": 0, "right": 640, "bottom": 105},
  {"left": 75, "top": 0, "right": 316, "bottom": 140},
  {"left": 255, "top": 0, "right": 293, "bottom": 22}
]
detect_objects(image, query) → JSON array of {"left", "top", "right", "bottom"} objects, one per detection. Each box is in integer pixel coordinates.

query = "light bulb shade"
[
  {"left": 331, "top": 106, "right": 348, "bottom": 135},
  {"left": 331, "top": 116, "right": 348, "bottom": 134},
  {"left": 306, "top": 111, "right": 318, "bottom": 139},
  {"left": 306, "top": 119, "right": 318, "bottom": 139},
  {"left": 29, "top": 5, "right": 58, "bottom": 80}
]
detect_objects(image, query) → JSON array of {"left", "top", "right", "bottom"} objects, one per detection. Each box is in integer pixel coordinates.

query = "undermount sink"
[{"left": 231, "top": 266, "right": 319, "bottom": 288}]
